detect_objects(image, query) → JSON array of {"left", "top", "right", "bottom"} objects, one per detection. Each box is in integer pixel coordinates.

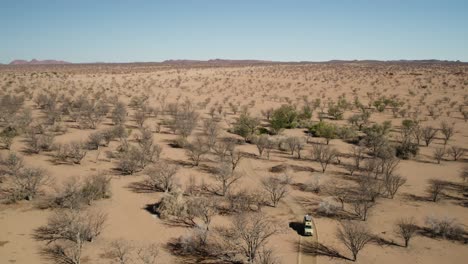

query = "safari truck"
[{"left": 304, "top": 214, "right": 314, "bottom": 236}]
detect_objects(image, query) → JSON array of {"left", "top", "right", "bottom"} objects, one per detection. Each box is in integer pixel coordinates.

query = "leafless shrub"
[
  {"left": 145, "top": 161, "right": 179, "bottom": 192},
  {"left": 87, "top": 131, "right": 104, "bottom": 150},
  {"left": 118, "top": 146, "right": 145, "bottom": 175},
  {"left": 136, "top": 243, "right": 159, "bottom": 264},
  {"left": 136, "top": 127, "right": 162, "bottom": 166},
  {"left": 1, "top": 151, "right": 24, "bottom": 177},
  {"left": 28, "top": 133, "right": 55, "bottom": 154},
  {"left": 107, "top": 239, "right": 133, "bottom": 264},
  {"left": 6, "top": 167, "right": 49, "bottom": 202},
  {"left": 51, "top": 174, "right": 111, "bottom": 209},
  {"left": 54, "top": 142, "right": 87, "bottom": 164},
  {"left": 317, "top": 199, "right": 340, "bottom": 216},
  {"left": 425, "top": 216, "right": 464, "bottom": 240},
  {"left": 185, "top": 136, "right": 209, "bottom": 166},
  {"left": 226, "top": 188, "right": 266, "bottom": 212},
  {"left": 34, "top": 209, "right": 107, "bottom": 264}
]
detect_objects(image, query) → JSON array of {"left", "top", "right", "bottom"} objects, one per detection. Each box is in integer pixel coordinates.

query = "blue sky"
[{"left": 1, "top": 0, "right": 467, "bottom": 63}]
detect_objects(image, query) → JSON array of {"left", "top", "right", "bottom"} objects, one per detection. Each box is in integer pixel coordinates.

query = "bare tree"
[
  {"left": 348, "top": 145, "right": 366, "bottom": 176},
  {"left": 203, "top": 117, "right": 220, "bottom": 150},
  {"left": 336, "top": 221, "right": 372, "bottom": 261},
  {"left": 213, "top": 162, "right": 242, "bottom": 196},
  {"left": 252, "top": 135, "right": 270, "bottom": 158},
  {"left": 261, "top": 175, "right": 288, "bottom": 207},
  {"left": 358, "top": 175, "right": 383, "bottom": 202},
  {"left": 351, "top": 198, "right": 375, "bottom": 221},
  {"left": 311, "top": 144, "right": 338, "bottom": 173},
  {"left": 384, "top": 174, "right": 406, "bottom": 199},
  {"left": 326, "top": 181, "right": 349, "bottom": 210},
  {"left": 145, "top": 161, "right": 179, "bottom": 192},
  {"left": 433, "top": 147, "right": 445, "bottom": 164},
  {"left": 447, "top": 146, "right": 464, "bottom": 161},
  {"left": 427, "top": 179, "right": 445, "bottom": 202},
  {"left": 185, "top": 136, "right": 209, "bottom": 166},
  {"left": 136, "top": 243, "right": 159, "bottom": 264},
  {"left": 422, "top": 126, "right": 438, "bottom": 147},
  {"left": 108, "top": 239, "right": 133, "bottom": 264},
  {"left": 228, "top": 213, "right": 277, "bottom": 263},
  {"left": 394, "top": 217, "right": 418, "bottom": 247},
  {"left": 189, "top": 197, "right": 218, "bottom": 230},
  {"left": 440, "top": 121, "right": 455, "bottom": 145}
]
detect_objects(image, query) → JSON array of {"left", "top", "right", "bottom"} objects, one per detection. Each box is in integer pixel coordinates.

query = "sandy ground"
[{"left": 0, "top": 62, "right": 467, "bottom": 264}]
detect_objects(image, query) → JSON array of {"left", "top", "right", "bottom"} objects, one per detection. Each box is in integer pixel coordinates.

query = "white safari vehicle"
[{"left": 304, "top": 214, "right": 314, "bottom": 236}]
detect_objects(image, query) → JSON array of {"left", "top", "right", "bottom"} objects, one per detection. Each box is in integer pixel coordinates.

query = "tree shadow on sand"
[{"left": 296, "top": 240, "right": 351, "bottom": 261}]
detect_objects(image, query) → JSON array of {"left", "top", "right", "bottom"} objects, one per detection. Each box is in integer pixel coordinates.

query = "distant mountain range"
[
  {"left": 5, "top": 58, "right": 465, "bottom": 65},
  {"left": 9, "top": 59, "right": 71, "bottom": 65}
]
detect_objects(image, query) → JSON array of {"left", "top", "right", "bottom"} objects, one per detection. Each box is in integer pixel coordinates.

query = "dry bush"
[
  {"left": 4, "top": 166, "right": 49, "bottom": 202},
  {"left": 156, "top": 188, "right": 195, "bottom": 225},
  {"left": 118, "top": 146, "right": 145, "bottom": 174},
  {"left": 317, "top": 199, "right": 340, "bottom": 216},
  {"left": 144, "top": 161, "right": 179, "bottom": 192},
  {"left": 111, "top": 102, "right": 128, "bottom": 125},
  {"left": 336, "top": 221, "right": 372, "bottom": 261},
  {"left": 54, "top": 141, "right": 87, "bottom": 164},
  {"left": 136, "top": 127, "right": 162, "bottom": 166},
  {"left": 0, "top": 151, "right": 24, "bottom": 177},
  {"left": 424, "top": 216, "right": 464, "bottom": 240},
  {"left": 0, "top": 127, "right": 17, "bottom": 150},
  {"left": 51, "top": 174, "right": 111, "bottom": 209},
  {"left": 87, "top": 131, "right": 104, "bottom": 150},
  {"left": 28, "top": 133, "right": 55, "bottom": 154},
  {"left": 34, "top": 209, "right": 107, "bottom": 264},
  {"left": 226, "top": 188, "right": 265, "bottom": 213}
]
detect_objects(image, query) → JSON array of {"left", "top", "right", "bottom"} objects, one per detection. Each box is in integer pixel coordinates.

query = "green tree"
[
  {"left": 309, "top": 121, "right": 337, "bottom": 145},
  {"left": 232, "top": 113, "right": 260, "bottom": 140},
  {"left": 269, "top": 105, "right": 298, "bottom": 134}
]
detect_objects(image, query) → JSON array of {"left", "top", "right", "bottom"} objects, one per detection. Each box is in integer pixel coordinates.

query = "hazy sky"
[{"left": 1, "top": 0, "right": 467, "bottom": 63}]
